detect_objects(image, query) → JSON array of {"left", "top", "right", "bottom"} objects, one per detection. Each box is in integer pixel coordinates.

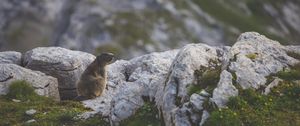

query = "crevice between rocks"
[{"left": 0, "top": 73, "right": 13, "bottom": 82}]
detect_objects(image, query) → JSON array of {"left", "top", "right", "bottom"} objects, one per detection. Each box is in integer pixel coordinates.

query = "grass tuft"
[
  {"left": 6, "top": 80, "right": 38, "bottom": 101},
  {"left": 120, "top": 101, "right": 162, "bottom": 126},
  {"left": 275, "top": 63, "right": 300, "bottom": 80}
]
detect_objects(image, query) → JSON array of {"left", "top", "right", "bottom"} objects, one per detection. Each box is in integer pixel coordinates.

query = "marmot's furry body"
[{"left": 75, "top": 53, "right": 115, "bottom": 101}]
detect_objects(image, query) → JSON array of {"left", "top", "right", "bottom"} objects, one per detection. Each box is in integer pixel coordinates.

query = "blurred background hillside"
[{"left": 0, "top": 0, "right": 299, "bottom": 59}]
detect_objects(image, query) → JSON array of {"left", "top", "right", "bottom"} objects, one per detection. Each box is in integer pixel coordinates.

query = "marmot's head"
[{"left": 96, "top": 52, "right": 115, "bottom": 66}]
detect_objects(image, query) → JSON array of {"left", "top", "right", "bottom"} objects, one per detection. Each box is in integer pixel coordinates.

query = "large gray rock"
[
  {"left": 23, "top": 47, "right": 95, "bottom": 100},
  {"left": 0, "top": 51, "right": 22, "bottom": 65},
  {"left": 79, "top": 32, "right": 300, "bottom": 126},
  {"left": 160, "top": 44, "right": 227, "bottom": 126},
  {"left": 0, "top": 64, "right": 59, "bottom": 100},
  {"left": 228, "top": 32, "right": 299, "bottom": 89}
]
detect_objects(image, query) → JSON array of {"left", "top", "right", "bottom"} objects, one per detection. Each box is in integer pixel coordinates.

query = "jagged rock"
[
  {"left": 0, "top": 51, "right": 22, "bottom": 65},
  {"left": 199, "top": 110, "right": 210, "bottom": 126},
  {"left": 228, "top": 32, "right": 299, "bottom": 89},
  {"left": 23, "top": 47, "right": 95, "bottom": 100},
  {"left": 0, "top": 64, "right": 59, "bottom": 100},
  {"left": 190, "top": 94, "right": 206, "bottom": 111},
  {"left": 79, "top": 32, "right": 300, "bottom": 126},
  {"left": 212, "top": 70, "right": 238, "bottom": 108},
  {"left": 0, "top": 31, "right": 296, "bottom": 125},
  {"left": 161, "top": 44, "right": 227, "bottom": 126}
]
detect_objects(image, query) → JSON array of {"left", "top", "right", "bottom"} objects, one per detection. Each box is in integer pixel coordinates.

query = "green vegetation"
[
  {"left": 0, "top": 80, "right": 109, "bottom": 126},
  {"left": 188, "top": 63, "right": 222, "bottom": 96},
  {"left": 275, "top": 63, "right": 300, "bottom": 80},
  {"left": 205, "top": 63, "right": 300, "bottom": 126},
  {"left": 120, "top": 101, "right": 162, "bottom": 126},
  {"left": 187, "top": 84, "right": 203, "bottom": 96},
  {"left": 245, "top": 53, "right": 257, "bottom": 60},
  {"left": 204, "top": 81, "right": 300, "bottom": 126},
  {"left": 7, "top": 80, "right": 39, "bottom": 101}
]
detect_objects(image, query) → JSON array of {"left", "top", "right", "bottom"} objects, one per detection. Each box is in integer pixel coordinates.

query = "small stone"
[
  {"left": 25, "top": 109, "right": 37, "bottom": 115},
  {"left": 190, "top": 94, "right": 206, "bottom": 111},
  {"left": 264, "top": 78, "right": 282, "bottom": 95},
  {"left": 23, "top": 47, "right": 95, "bottom": 100},
  {"left": 12, "top": 99, "right": 21, "bottom": 103},
  {"left": 26, "top": 119, "right": 36, "bottom": 123},
  {"left": 199, "top": 90, "right": 211, "bottom": 97}
]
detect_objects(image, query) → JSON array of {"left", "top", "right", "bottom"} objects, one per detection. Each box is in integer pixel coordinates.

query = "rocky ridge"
[{"left": 0, "top": 32, "right": 299, "bottom": 125}]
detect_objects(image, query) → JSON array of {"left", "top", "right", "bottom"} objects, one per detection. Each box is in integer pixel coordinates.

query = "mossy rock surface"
[{"left": 204, "top": 80, "right": 300, "bottom": 126}]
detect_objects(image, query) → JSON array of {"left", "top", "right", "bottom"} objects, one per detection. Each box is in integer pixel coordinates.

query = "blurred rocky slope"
[{"left": 0, "top": 0, "right": 300, "bottom": 58}]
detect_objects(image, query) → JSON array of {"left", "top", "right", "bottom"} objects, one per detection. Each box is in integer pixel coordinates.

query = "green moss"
[
  {"left": 120, "top": 101, "right": 162, "bottom": 126},
  {"left": 276, "top": 70, "right": 300, "bottom": 81},
  {"left": 187, "top": 84, "right": 202, "bottom": 96},
  {"left": 275, "top": 63, "right": 300, "bottom": 80},
  {"left": 187, "top": 61, "right": 221, "bottom": 97},
  {"left": 0, "top": 80, "right": 110, "bottom": 126},
  {"left": 201, "top": 68, "right": 221, "bottom": 93},
  {"left": 204, "top": 81, "right": 300, "bottom": 126},
  {"left": 245, "top": 53, "right": 257, "bottom": 60}
]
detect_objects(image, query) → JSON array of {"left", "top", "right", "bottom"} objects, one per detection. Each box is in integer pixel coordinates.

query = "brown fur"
[{"left": 75, "top": 53, "right": 115, "bottom": 101}]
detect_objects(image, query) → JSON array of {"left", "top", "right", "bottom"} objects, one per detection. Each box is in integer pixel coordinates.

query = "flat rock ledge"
[{"left": 0, "top": 32, "right": 299, "bottom": 125}]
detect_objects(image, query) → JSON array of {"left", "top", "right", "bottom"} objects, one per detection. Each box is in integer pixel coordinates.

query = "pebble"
[{"left": 25, "top": 109, "right": 37, "bottom": 115}]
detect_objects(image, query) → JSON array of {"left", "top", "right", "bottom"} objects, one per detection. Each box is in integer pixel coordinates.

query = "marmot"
[{"left": 74, "top": 52, "right": 115, "bottom": 101}]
